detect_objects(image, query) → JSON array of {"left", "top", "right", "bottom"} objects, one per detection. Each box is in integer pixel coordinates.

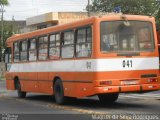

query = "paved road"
[{"left": 0, "top": 80, "right": 160, "bottom": 120}]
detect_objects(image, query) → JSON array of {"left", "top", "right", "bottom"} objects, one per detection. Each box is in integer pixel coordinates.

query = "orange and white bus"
[{"left": 5, "top": 14, "right": 160, "bottom": 105}]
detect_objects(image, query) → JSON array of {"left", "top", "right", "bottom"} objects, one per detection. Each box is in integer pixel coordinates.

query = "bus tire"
[
  {"left": 16, "top": 80, "right": 26, "bottom": 98},
  {"left": 98, "top": 93, "right": 119, "bottom": 104},
  {"left": 54, "top": 79, "right": 65, "bottom": 105}
]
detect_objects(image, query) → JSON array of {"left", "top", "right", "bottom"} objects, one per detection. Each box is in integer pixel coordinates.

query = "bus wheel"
[
  {"left": 16, "top": 80, "right": 26, "bottom": 98},
  {"left": 98, "top": 93, "right": 119, "bottom": 104},
  {"left": 54, "top": 79, "right": 65, "bottom": 105}
]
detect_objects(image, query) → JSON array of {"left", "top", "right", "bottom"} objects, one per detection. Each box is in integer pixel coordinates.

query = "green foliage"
[
  {"left": 87, "top": 0, "right": 160, "bottom": 30},
  {"left": 156, "top": 6, "right": 160, "bottom": 30},
  {"left": 0, "top": 0, "right": 9, "bottom": 61},
  {"left": 0, "top": 0, "right": 9, "bottom": 6},
  {"left": 0, "top": 21, "right": 17, "bottom": 61},
  {"left": 2, "top": 22, "right": 17, "bottom": 47},
  {"left": 89, "top": 0, "right": 157, "bottom": 15}
]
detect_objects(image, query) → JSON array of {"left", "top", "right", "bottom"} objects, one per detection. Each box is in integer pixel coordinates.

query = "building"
[
  {"left": 21, "top": 12, "right": 88, "bottom": 33},
  {"left": 0, "top": 20, "right": 26, "bottom": 34}
]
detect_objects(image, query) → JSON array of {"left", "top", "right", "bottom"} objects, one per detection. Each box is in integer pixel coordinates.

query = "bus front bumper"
[{"left": 95, "top": 84, "right": 160, "bottom": 94}]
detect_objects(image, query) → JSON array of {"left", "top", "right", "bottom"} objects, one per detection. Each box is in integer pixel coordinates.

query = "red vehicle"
[{"left": 5, "top": 14, "right": 160, "bottom": 105}]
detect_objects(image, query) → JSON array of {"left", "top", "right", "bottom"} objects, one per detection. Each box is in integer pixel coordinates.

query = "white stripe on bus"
[{"left": 9, "top": 57, "right": 159, "bottom": 72}]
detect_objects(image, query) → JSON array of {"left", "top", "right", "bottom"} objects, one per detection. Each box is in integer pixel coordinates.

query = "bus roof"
[{"left": 6, "top": 14, "right": 155, "bottom": 46}]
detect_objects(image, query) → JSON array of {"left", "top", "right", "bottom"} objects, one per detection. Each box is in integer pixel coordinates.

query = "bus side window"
[
  {"left": 29, "top": 38, "right": 37, "bottom": 61},
  {"left": 20, "top": 40, "right": 28, "bottom": 62},
  {"left": 13, "top": 41, "right": 20, "bottom": 62},
  {"left": 38, "top": 36, "right": 48, "bottom": 60},
  {"left": 61, "top": 31, "right": 74, "bottom": 58},
  {"left": 76, "top": 27, "right": 92, "bottom": 58},
  {"left": 49, "top": 33, "right": 60, "bottom": 59}
]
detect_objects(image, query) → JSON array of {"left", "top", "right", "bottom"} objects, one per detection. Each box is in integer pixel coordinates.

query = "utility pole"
[
  {"left": 1, "top": 8, "right": 4, "bottom": 47},
  {"left": 0, "top": 3, "right": 5, "bottom": 62},
  {"left": 88, "top": 0, "right": 90, "bottom": 17}
]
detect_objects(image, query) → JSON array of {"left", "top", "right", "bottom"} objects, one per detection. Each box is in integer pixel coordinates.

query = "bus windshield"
[{"left": 100, "top": 21, "right": 154, "bottom": 53}]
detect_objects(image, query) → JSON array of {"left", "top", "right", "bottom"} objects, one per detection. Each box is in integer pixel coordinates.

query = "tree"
[
  {"left": 87, "top": 0, "right": 160, "bottom": 30},
  {"left": 0, "top": 21, "right": 18, "bottom": 62},
  {"left": 88, "top": 0, "right": 158, "bottom": 15},
  {"left": 155, "top": 1, "right": 160, "bottom": 30},
  {"left": 0, "top": 0, "right": 9, "bottom": 61},
  {"left": 2, "top": 21, "right": 17, "bottom": 47},
  {"left": 0, "top": 0, "right": 8, "bottom": 6}
]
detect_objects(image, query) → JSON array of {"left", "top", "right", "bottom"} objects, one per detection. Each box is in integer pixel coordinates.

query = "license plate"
[{"left": 121, "top": 80, "right": 138, "bottom": 85}]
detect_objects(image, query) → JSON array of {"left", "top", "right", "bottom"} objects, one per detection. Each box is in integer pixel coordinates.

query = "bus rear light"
[
  {"left": 148, "top": 85, "right": 156, "bottom": 88},
  {"left": 108, "top": 88, "right": 112, "bottom": 90},
  {"left": 100, "top": 81, "right": 112, "bottom": 85},
  {"left": 148, "top": 78, "right": 157, "bottom": 83},
  {"left": 104, "top": 88, "right": 112, "bottom": 91}
]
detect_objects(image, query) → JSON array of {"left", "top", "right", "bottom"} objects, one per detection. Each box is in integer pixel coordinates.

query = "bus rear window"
[{"left": 100, "top": 21, "right": 154, "bottom": 53}]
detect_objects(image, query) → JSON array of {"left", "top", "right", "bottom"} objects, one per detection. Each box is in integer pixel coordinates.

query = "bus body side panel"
[
  {"left": 22, "top": 72, "right": 37, "bottom": 93},
  {"left": 6, "top": 70, "right": 160, "bottom": 97},
  {"left": 49, "top": 71, "right": 77, "bottom": 97},
  {"left": 6, "top": 79, "right": 15, "bottom": 90},
  {"left": 6, "top": 72, "right": 15, "bottom": 90},
  {"left": 70, "top": 72, "right": 95, "bottom": 98},
  {"left": 38, "top": 81, "right": 53, "bottom": 94},
  {"left": 37, "top": 72, "right": 52, "bottom": 94}
]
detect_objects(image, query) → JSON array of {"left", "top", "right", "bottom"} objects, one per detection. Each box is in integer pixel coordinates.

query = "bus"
[{"left": 5, "top": 14, "right": 160, "bottom": 105}]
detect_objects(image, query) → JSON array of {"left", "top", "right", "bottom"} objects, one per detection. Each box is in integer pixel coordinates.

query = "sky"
[{"left": 3, "top": 0, "right": 88, "bottom": 21}]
